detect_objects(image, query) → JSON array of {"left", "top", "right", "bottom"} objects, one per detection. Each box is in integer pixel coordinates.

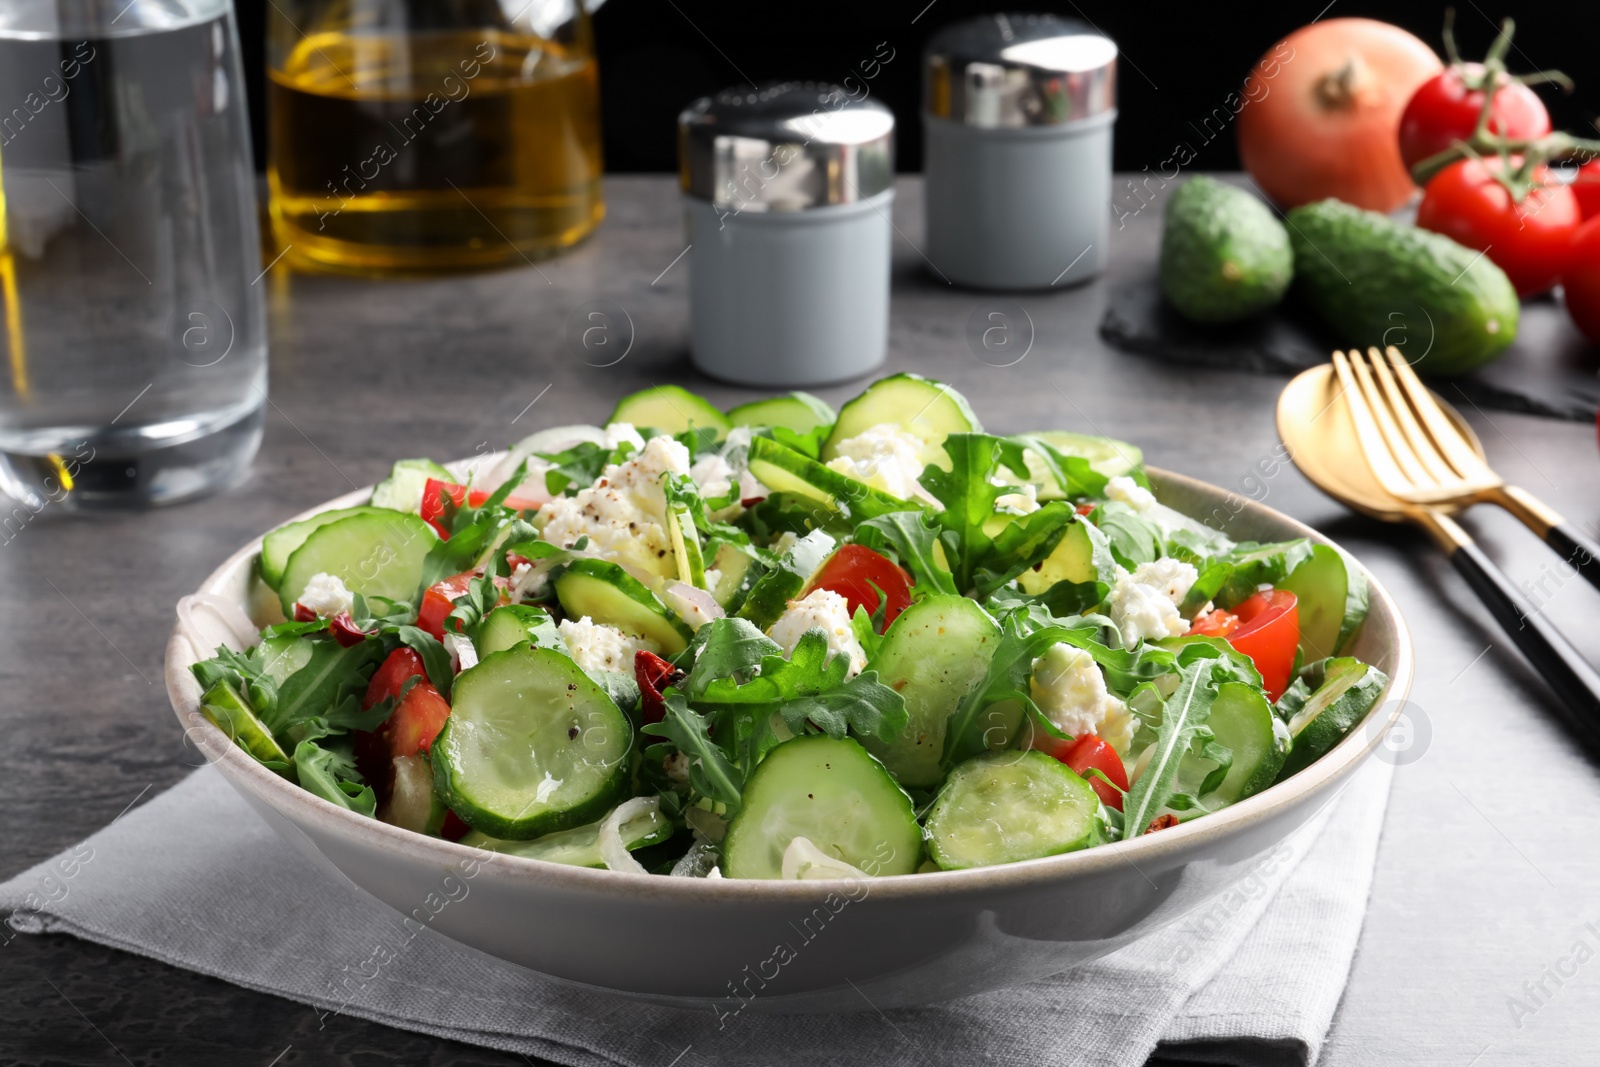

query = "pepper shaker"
[
  {"left": 678, "top": 83, "right": 896, "bottom": 386},
  {"left": 923, "top": 14, "right": 1118, "bottom": 290}
]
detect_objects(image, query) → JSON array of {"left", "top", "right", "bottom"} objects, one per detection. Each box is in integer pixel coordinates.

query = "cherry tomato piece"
[
  {"left": 805, "top": 544, "right": 912, "bottom": 630},
  {"left": 1572, "top": 160, "right": 1600, "bottom": 221},
  {"left": 1417, "top": 158, "right": 1581, "bottom": 296},
  {"left": 416, "top": 571, "right": 479, "bottom": 640},
  {"left": 1399, "top": 64, "right": 1551, "bottom": 170},
  {"left": 1187, "top": 608, "right": 1242, "bottom": 639},
  {"left": 1034, "top": 734, "right": 1129, "bottom": 811},
  {"left": 419, "top": 478, "right": 540, "bottom": 539},
  {"left": 1226, "top": 589, "right": 1301, "bottom": 701},
  {"left": 386, "top": 681, "right": 452, "bottom": 758},
  {"left": 364, "top": 648, "right": 427, "bottom": 709}
]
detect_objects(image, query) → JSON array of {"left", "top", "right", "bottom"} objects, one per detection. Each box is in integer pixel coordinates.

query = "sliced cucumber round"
[
  {"left": 431, "top": 645, "right": 632, "bottom": 839},
  {"left": 370, "top": 458, "right": 454, "bottom": 513},
  {"left": 277, "top": 510, "right": 438, "bottom": 613},
  {"left": 734, "top": 529, "right": 835, "bottom": 630},
  {"left": 727, "top": 393, "right": 836, "bottom": 433},
  {"left": 260, "top": 506, "right": 371, "bottom": 590},
  {"left": 381, "top": 754, "right": 448, "bottom": 835},
  {"left": 1017, "top": 517, "right": 1101, "bottom": 595},
  {"left": 722, "top": 736, "right": 921, "bottom": 880},
  {"left": 460, "top": 802, "right": 671, "bottom": 867},
  {"left": 608, "top": 385, "right": 731, "bottom": 439},
  {"left": 821, "top": 373, "right": 981, "bottom": 460},
  {"left": 861, "top": 595, "right": 1001, "bottom": 788},
  {"left": 1022, "top": 430, "right": 1144, "bottom": 481},
  {"left": 1178, "top": 681, "right": 1289, "bottom": 807},
  {"left": 553, "top": 559, "right": 693, "bottom": 654},
  {"left": 1277, "top": 658, "right": 1388, "bottom": 780},
  {"left": 475, "top": 604, "right": 563, "bottom": 658},
  {"left": 746, "top": 434, "right": 910, "bottom": 520},
  {"left": 200, "top": 680, "right": 291, "bottom": 768},
  {"left": 1279, "top": 544, "right": 1369, "bottom": 661},
  {"left": 926, "top": 751, "right": 1101, "bottom": 870}
]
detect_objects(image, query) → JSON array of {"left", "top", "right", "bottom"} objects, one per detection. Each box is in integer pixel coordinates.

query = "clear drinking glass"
[
  {"left": 266, "top": 0, "right": 605, "bottom": 273},
  {"left": 0, "top": 0, "right": 266, "bottom": 511}
]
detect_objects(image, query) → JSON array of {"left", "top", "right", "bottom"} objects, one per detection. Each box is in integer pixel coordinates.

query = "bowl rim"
[{"left": 165, "top": 463, "right": 1414, "bottom": 904}]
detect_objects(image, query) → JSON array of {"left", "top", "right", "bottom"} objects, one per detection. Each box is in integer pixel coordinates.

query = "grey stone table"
[{"left": 3, "top": 176, "right": 1598, "bottom": 1066}]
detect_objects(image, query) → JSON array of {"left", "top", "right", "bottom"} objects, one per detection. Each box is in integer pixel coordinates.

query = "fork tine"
[
  {"left": 1347, "top": 350, "right": 1433, "bottom": 489},
  {"left": 1332, "top": 350, "right": 1416, "bottom": 499},
  {"left": 1380, "top": 346, "right": 1494, "bottom": 480},
  {"left": 1365, "top": 347, "right": 1459, "bottom": 486}
]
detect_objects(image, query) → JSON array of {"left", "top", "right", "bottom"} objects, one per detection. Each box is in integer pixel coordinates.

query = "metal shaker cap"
[
  {"left": 925, "top": 13, "right": 1117, "bottom": 128},
  {"left": 678, "top": 82, "right": 896, "bottom": 211}
]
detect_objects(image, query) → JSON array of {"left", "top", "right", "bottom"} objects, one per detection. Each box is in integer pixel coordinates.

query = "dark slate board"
[{"left": 1100, "top": 277, "right": 1600, "bottom": 422}]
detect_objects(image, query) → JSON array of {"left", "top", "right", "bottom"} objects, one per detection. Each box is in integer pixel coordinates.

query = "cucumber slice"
[
  {"left": 553, "top": 558, "right": 693, "bottom": 654},
  {"left": 821, "top": 373, "right": 981, "bottom": 460},
  {"left": 1178, "top": 681, "right": 1289, "bottom": 806},
  {"left": 431, "top": 645, "right": 632, "bottom": 839},
  {"left": 260, "top": 506, "right": 371, "bottom": 590},
  {"left": 1022, "top": 430, "right": 1144, "bottom": 481},
  {"left": 726, "top": 393, "right": 837, "bottom": 433},
  {"left": 707, "top": 541, "right": 764, "bottom": 612},
  {"left": 746, "top": 435, "right": 910, "bottom": 520},
  {"left": 665, "top": 498, "right": 707, "bottom": 588},
  {"left": 722, "top": 736, "right": 922, "bottom": 880},
  {"left": 1279, "top": 544, "right": 1370, "bottom": 660},
  {"left": 1016, "top": 517, "right": 1114, "bottom": 596},
  {"left": 370, "top": 458, "right": 454, "bottom": 513},
  {"left": 381, "top": 754, "right": 448, "bottom": 835},
  {"left": 1278, "top": 658, "right": 1389, "bottom": 779},
  {"left": 735, "top": 529, "right": 836, "bottom": 630},
  {"left": 861, "top": 595, "right": 1002, "bottom": 787},
  {"left": 277, "top": 511, "right": 438, "bottom": 613},
  {"left": 460, "top": 802, "right": 671, "bottom": 867},
  {"left": 200, "top": 680, "right": 291, "bottom": 768},
  {"left": 926, "top": 751, "right": 1101, "bottom": 870},
  {"left": 475, "top": 604, "right": 564, "bottom": 657},
  {"left": 1219, "top": 539, "right": 1316, "bottom": 607},
  {"left": 608, "top": 385, "right": 732, "bottom": 439}
]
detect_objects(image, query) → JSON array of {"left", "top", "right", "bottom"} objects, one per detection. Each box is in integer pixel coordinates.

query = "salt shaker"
[
  {"left": 678, "top": 83, "right": 896, "bottom": 386},
  {"left": 923, "top": 14, "right": 1118, "bottom": 290}
]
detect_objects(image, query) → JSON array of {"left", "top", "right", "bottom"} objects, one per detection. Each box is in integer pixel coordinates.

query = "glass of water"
[{"left": 0, "top": 0, "right": 266, "bottom": 510}]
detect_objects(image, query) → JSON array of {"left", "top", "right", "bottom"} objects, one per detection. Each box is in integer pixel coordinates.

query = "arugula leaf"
[
  {"left": 643, "top": 691, "right": 744, "bottom": 810},
  {"left": 856, "top": 511, "right": 958, "bottom": 596},
  {"left": 264, "top": 638, "right": 384, "bottom": 737},
  {"left": 1121, "top": 657, "right": 1226, "bottom": 836},
  {"left": 1008, "top": 435, "right": 1109, "bottom": 499},
  {"left": 678, "top": 617, "right": 780, "bottom": 698},
  {"left": 389, "top": 625, "right": 454, "bottom": 698},
  {"left": 536, "top": 441, "right": 611, "bottom": 497},
  {"left": 984, "top": 578, "right": 1107, "bottom": 625},
  {"left": 417, "top": 463, "right": 532, "bottom": 590},
  {"left": 292, "top": 737, "right": 376, "bottom": 816},
  {"left": 1093, "top": 502, "right": 1163, "bottom": 570},
  {"left": 1217, "top": 539, "right": 1316, "bottom": 607},
  {"left": 974, "top": 502, "right": 1077, "bottom": 595},
  {"left": 943, "top": 614, "right": 1070, "bottom": 768},
  {"left": 918, "top": 433, "right": 1030, "bottom": 593},
  {"left": 770, "top": 425, "right": 828, "bottom": 460}
]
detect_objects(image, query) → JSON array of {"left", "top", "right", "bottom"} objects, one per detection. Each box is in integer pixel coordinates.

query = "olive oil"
[{"left": 267, "top": 29, "right": 603, "bottom": 272}]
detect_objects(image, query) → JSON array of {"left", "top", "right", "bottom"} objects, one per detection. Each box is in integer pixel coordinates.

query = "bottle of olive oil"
[{"left": 267, "top": 5, "right": 603, "bottom": 273}]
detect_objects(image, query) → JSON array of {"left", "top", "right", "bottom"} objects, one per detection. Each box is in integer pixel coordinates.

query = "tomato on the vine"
[
  {"left": 1561, "top": 216, "right": 1600, "bottom": 345},
  {"left": 1399, "top": 64, "right": 1551, "bottom": 170},
  {"left": 1416, "top": 157, "right": 1581, "bottom": 296},
  {"left": 1571, "top": 160, "right": 1600, "bottom": 220}
]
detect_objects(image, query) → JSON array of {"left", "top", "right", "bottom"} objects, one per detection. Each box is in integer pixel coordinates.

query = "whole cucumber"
[
  {"left": 1285, "top": 199, "right": 1518, "bottom": 375},
  {"left": 1160, "top": 176, "right": 1293, "bottom": 324}
]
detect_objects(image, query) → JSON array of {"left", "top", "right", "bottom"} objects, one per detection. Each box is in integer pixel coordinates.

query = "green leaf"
[
  {"left": 917, "top": 433, "right": 1027, "bottom": 593},
  {"left": 1009, "top": 434, "right": 1109, "bottom": 499},
  {"left": 857, "top": 511, "right": 958, "bottom": 596},
  {"left": 678, "top": 617, "right": 780, "bottom": 699},
  {"left": 974, "top": 501, "right": 1077, "bottom": 595},
  {"left": 292, "top": 737, "right": 376, "bottom": 816},
  {"left": 536, "top": 441, "right": 611, "bottom": 497},
  {"left": 1093, "top": 502, "right": 1163, "bottom": 570},
  {"left": 389, "top": 625, "right": 454, "bottom": 699},
  {"left": 943, "top": 613, "right": 1070, "bottom": 768},
  {"left": 265, "top": 638, "right": 384, "bottom": 737},
  {"left": 642, "top": 691, "right": 744, "bottom": 811},
  {"left": 1121, "top": 657, "right": 1226, "bottom": 836},
  {"left": 770, "top": 424, "right": 828, "bottom": 460},
  {"left": 1217, "top": 539, "right": 1316, "bottom": 607},
  {"left": 417, "top": 463, "right": 533, "bottom": 591}
]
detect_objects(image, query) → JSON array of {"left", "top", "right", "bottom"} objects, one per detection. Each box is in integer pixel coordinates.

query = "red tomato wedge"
[
  {"left": 1033, "top": 733, "right": 1129, "bottom": 811},
  {"left": 364, "top": 648, "right": 426, "bottom": 709},
  {"left": 1187, "top": 608, "right": 1241, "bottom": 639},
  {"left": 635, "top": 649, "right": 684, "bottom": 725},
  {"left": 363, "top": 648, "right": 451, "bottom": 758},
  {"left": 1225, "top": 589, "right": 1300, "bottom": 701},
  {"left": 416, "top": 571, "right": 479, "bottom": 640},
  {"left": 419, "top": 478, "right": 540, "bottom": 538},
  {"left": 804, "top": 544, "right": 912, "bottom": 630}
]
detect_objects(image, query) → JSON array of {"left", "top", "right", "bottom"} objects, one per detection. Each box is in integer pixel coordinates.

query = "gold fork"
[
  {"left": 1336, "top": 345, "right": 1600, "bottom": 586},
  {"left": 1333, "top": 347, "right": 1600, "bottom": 744}
]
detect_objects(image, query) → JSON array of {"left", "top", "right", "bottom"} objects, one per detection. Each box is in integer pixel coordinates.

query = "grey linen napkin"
[{"left": 1, "top": 757, "right": 1392, "bottom": 1067}]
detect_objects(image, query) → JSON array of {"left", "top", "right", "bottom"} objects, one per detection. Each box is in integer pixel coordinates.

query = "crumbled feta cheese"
[
  {"left": 994, "top": 482, "right": 1041, "bottom": 516},
  {"left": 602, "top": 422, "right": 646, "bottom": 453},
  {"left": 705, "top": 866, "right": 724, "bottom": 880},
  {"left": 508, "top": 561, "right": 551, "bottom": 603},
  {"left": 1107, "top": 558, "right": 1198, "bottom": 647},
  {"left": 1030, "top": 643, "right": 1135, "bottom": 753},
  {"left": 824, "top": 423, "right": 940, "bottom": 505},
  {"left": 766, "top": 589, "right": 866, "bottom": 677},
  {"left": 772, "top": 531, "right": 800, "bottom": 556},
  {"left": 296, "top": 572, "right": 354, "bottom": 618},
  {"left": 703, "top": 567, "right": 723, "bottom": 592},
  {"left": 690, "top": 451, "right": 736, "bottom": 501},
  {"left": 556, "top": 616, "right": 658, "bottom": 673},
  {"left": 444, "top": 632, "right": 479, "bottom": 672},
  {"left": 1105, "top": 475, "right": 1157, "bottom": 513},
  {"left": 663, "top": 750, "right": 690, "bottom": 785},
  {"left": 539, "top": 435, "right": 691, "bottom": 579}
]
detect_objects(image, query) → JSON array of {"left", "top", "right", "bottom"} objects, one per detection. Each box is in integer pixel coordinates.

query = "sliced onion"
[
  {"left": 479, "top": 425, "right": 607, "bottom": 494},
  {"left": 781, "top": 836, "right": 870, "bottom": 880},
  {"left": 599, "top": 796, "right": 658, "bottom": 873},
  {"left": 176, "top": 593, "right": 261, "bottom": 658},
  {"left": 662, "top": 581, "right": 723, "bottom": 631},
  {"left": 738, "top": 469, "right": 764, "bottom": 500},
  {"left": 444, "top": 632, "right": 478, "bottom": 672},
  {"left": 670, "top": 838, "right": 721, "bottom": 878}
]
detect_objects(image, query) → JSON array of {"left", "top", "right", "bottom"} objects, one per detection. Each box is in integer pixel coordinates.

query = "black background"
[{"left": 235, "top": 0, "right": 1600, "bottom": 173}]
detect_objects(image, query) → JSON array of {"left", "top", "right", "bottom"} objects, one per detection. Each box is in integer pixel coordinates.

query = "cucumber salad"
[{"left": 189, "top": 374, "right": 1388, "bottom": 879}]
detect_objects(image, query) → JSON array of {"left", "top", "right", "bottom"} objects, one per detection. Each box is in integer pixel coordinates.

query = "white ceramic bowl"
[{"left": 165, "top": 467, "right": 1412, "bottom": 1012}]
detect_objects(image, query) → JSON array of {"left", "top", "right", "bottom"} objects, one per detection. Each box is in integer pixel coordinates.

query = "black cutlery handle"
[
  {"left": 1451, "top": 542, "right": 1600, "bottom": 757},
  {"left": 1544, "top": 523, "right": 1600, "bottom": 595}
]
